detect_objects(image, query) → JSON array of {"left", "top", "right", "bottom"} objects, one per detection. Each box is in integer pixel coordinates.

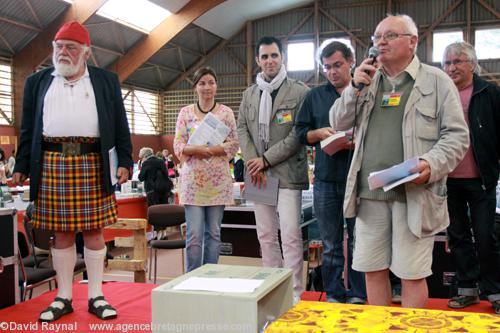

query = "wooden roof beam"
[
  {"left": 418, "top": 0, "right": 463, "bottom": 45},
  {"left": 476, "top": 0, "right": 500, "bottom": 19},
  {"left": 166, "top": 26, "right": 244, "bottom": 90},
  {"left": 110, "top": 0, "right": 226, "bottom": 83},
  {"left": 319, "top": 8, "right": 368, "bottom": 48}
]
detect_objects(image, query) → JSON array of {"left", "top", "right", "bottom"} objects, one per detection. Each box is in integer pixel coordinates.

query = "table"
[
  {"left": 266, "top": 300, "right": 500, "bottom": 332},
  {"left": 220, "top": 200, "right": 315, "bottom": 258}
]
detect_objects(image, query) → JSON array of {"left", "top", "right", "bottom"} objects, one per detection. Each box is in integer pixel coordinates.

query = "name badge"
[
  {"left": 276, "top": 110, "right": 293, "bottom": 124},
  {"left": 381, "top": 92, "right": 403, "bottom": 107}
]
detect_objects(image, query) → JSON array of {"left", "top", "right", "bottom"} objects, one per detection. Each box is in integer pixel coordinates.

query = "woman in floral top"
[{"left": 173, "top": 67, "right": 239, "bottom": 272}]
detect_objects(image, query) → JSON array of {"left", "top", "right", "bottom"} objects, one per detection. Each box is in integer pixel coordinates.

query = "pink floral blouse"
[{"left": 173, "top": 104, "right": 239, "bottom": 206}]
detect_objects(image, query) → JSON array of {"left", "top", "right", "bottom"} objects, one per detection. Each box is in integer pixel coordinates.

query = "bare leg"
[
  {"left": 365, "top": 269, "right": 391, "bottom": 306},
  {"left": 82, "top": 228, "right": 105, "bottom": 250},
  {"left": 401, "top": 278, "right": 428, "bottom": 308}
]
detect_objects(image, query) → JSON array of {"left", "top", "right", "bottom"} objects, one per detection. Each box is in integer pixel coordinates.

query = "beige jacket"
[
  {"left": 237, "top": 77, "right": 310, "bottom": 190},
  {"left": 330, "top": 57, "right": 469, "bottom": 238}
]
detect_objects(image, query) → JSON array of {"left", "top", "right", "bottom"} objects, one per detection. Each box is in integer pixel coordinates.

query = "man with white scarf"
[{"left": 237, "top": 36, "right": 309, "bottom": 303}]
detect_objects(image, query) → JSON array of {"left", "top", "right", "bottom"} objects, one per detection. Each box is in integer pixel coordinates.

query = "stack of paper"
[
  {"left": 367, "top": 157, "right": 420, "bottom": 192},
  {"left": 172, "top": 277, "right": 264, "bottom": 293},
  {"left": 188, "top": 113, "right": 230, "bottom": 147}
]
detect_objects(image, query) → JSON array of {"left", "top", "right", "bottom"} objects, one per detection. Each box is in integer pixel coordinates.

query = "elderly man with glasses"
[
  {"left": 329, "top": 14, "right": 469, "bottom": 308},
  {"left": 442, "top": 41, "right": 500, "bottom": 314}
]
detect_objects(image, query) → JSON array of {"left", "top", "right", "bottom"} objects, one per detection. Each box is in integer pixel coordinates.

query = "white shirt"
[{"left": 43, "top": 66, "right": 100, "bottom": 137}]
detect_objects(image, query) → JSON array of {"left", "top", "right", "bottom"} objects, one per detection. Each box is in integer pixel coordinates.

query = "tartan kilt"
[{"left": 32, "top": 151, "right": 117, "bottom": 231}]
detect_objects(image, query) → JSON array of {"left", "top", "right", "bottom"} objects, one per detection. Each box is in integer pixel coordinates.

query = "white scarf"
[{"left": 256, "top": 64, "right": 287, "bottom": 145}]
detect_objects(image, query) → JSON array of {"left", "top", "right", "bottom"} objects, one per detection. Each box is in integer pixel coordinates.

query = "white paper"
[
  {"left": 368, "top": 157, "right": 419, "bottom": 191},
  {"left": 382, "top": 172, "right": 420, "bottom": 192},
  {"left": 242, "top": 173, "right": 279, "bottom": 206},
  {"left": 188, "top": 113, "right": 230, "bottom": 147},
  {"left": 172, "top": 277, "right": 264, "bottom": 293},
  {"left": 108, "top": 147, "right": 119, "bottom": 185}
]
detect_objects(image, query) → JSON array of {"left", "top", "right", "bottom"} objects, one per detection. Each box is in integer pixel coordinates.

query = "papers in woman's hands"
[
  {"left": 188, "top": 113, "right": 230, "bottom": 146},
  {"left": 367, "top": 157, "right": 421, "bottom": 192},
  {"left": 320, "top": 130, "right": 353, "bottom": 156}
]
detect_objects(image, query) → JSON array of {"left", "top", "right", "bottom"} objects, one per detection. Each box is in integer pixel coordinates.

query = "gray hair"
[
  {"left": 385, "top": 14, "right": 418, "bottom": 54},
  {"left": 139, "top": 147, "right": 154, "bottom": 159},
  {"left": 442, "top": 41, "right": 480, "bottom": 74}
]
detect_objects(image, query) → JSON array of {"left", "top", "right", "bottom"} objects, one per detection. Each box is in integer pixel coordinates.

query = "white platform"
[{"left": 151, "top": 264, "right": 293, "bottom": 333}]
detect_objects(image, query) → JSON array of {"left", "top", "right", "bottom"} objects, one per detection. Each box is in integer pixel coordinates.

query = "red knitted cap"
[{"left": 54, "top": 21, "right": 90, "bottom": 46}]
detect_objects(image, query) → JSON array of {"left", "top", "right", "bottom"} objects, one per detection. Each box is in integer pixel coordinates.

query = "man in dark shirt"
[
  {"left": 442, "top": 42, "right": 500, "bottom": 314},
  {"left": 296, "top": 41, "right": 366, "bottom": 304}
]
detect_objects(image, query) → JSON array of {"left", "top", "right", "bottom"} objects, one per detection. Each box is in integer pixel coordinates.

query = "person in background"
[
  {"left": 0, "top": 148, "right": 7, "bottom": 184},
  {"left": 442, "top": 41, "right": 500, "bottom": 314},
  {"left": 237, "top": 36, "right": 309, "bottom": 303},
  {"left": 329, "top": 14, "right": 469, "bottom": 308},
  {"left": 5, "top": 149, "right": 15, "bottom": 178},
  {"left": 13, "top": 22, "right": 132, "bottom": 322},
  {"left": 233, "top": 151, "right": 244, "bottom": 182},
  {"left": 161, "top": 149, "right": 169, "bottom": 161},
  {"left": 296, "top": 40, "right": 366, "bottom": 304},
  {"left": 138, "top": 147, "right": 172, "bottom": 207},
  {"left": 173, "top": 66, "right": 239, "bottom": 272}
]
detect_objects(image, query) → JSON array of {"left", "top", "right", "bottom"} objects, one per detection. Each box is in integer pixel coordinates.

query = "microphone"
[{"left": 356, "top": 46, "right": 379, "bottom": 90}]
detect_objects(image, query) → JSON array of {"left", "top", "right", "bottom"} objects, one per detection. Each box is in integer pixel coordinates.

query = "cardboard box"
[{"left": 151, "top": 264, "right": 293, "bottom": 333}]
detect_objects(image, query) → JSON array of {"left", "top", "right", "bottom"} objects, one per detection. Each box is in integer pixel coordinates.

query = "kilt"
[{"left": 32, "top": 150, "right": 118, "bottom": 231}]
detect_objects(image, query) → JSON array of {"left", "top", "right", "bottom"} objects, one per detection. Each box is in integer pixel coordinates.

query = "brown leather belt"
[{"left": 42, "top": 141, "right": 101, "bottom": 156}]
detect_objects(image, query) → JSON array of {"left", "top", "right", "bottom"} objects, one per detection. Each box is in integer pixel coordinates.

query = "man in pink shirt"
[{"left": 442, "top": 41, "right": 500, "bottom": 314}]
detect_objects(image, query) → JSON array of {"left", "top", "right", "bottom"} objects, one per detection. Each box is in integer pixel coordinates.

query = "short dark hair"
[
  {"left": 192, "top": 66, "right": 217, "bottom": 88},
  {"left": 319, "top": 41, "right": 353, "bottom": 65},
  {"left": 255, "top": 36, "right": 283, "bottom": 57}
]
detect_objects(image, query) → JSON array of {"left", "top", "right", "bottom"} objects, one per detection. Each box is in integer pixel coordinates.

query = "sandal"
[
  {"left": 39, "top": 297, "right": 73, "bottom": 322},
  {"left": 448, "top": 295, "right": 480, "bottom": 309},
  {"left": 493, "top": 300, "right": 500, "bottom": 315},
  {"left": 88, "top": 296, "right": 117, "bottom": 320}
]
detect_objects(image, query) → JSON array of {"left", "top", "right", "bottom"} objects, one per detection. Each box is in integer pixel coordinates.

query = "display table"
[
  {"left": 266, "top": 300, "right": 500, "bottom": 332},
  {"left": 0, "top": 208, "right": 19, "bottom": 310},
  {"left": 13, "top": 193, "right": 148, "bottom": 243},
  {"left": 221, "top": 200, "right": 315, "bottom": 258},
  {"left": 104, "top": 194, "right": 148, "bottom": 242}
]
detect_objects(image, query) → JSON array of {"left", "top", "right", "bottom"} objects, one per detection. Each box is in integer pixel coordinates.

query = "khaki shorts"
[{"left": 352, "top": 199, "right": 434, "bottom": 279}]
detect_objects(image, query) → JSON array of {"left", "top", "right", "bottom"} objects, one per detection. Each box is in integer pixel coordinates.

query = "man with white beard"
[{"left": 13, "top": 21, "right": 132, "bottom": 322}]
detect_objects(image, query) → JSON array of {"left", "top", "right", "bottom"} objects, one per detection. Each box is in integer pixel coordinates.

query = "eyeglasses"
[
  {"left": 371, "top": 32, "right": 413, "bottom": 42},
  {"left": 443, "top": 59, "right": 470, "bottom": 67},
  {"left": 322, "top": 62, "right": 347, "bottom": 71}
]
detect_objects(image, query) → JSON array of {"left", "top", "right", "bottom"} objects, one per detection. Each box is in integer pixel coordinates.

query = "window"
[
  {"left": 433, "top": 31, "right": 463, "bottom": 62},
  {"left": 97, "top": 0, "right": 171, "bottom": 33},
  {"left": 287, "top": 42, "right": 315, "bottom": 71},
  {"left": 318, "top": 38, "right": 354, "bottom": 62},
  {"left": 475, "top": 28, "right": 500, "bottom": 60},
  {"left": 0, "top": 64, "right": 13, "bottom": 125},
  {"left": 122, "top": 88, "right": 160, "bottom": 135}
]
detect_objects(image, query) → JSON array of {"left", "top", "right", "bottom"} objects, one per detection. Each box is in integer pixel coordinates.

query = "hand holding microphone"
[{"left": 353, "top": 46, "right": 379, "bottom": 90}]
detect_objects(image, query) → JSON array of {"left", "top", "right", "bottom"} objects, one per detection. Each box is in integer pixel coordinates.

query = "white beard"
[{"left": 53, "top": 53, "right": 85, "bottom": 78}]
